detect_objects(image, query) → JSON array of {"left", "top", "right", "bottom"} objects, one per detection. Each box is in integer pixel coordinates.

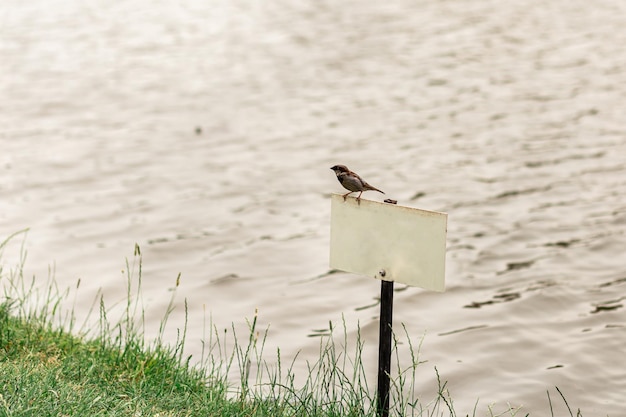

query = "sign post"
[
  {"left": 329, "top": 194, "right": 447, "bottom": 417},
  {"left": 377, "top": 278, "right": 394, "bottom": 417}
]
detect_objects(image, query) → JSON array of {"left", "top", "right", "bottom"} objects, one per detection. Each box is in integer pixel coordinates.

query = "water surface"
[{"left": 2, "top": 0, "right": 625, "bottom": 414}]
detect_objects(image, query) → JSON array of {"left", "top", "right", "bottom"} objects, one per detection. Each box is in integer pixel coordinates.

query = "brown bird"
[{"left": 330, "top": 164, "right": 385, "bottom": 203}]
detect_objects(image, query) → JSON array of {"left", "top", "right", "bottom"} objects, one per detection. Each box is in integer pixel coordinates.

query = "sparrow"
[{"left": 330, "top": 164, "right": 385, "bottom": 203}]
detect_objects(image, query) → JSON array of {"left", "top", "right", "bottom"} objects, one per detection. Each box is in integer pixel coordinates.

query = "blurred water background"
[{"left": 1, "top": 0, "right": 625, "bottom": 414}]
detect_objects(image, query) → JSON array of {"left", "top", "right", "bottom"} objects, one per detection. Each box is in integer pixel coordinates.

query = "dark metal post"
[{"left": 377, "top": 279, "right": 394, "bottom": 417}]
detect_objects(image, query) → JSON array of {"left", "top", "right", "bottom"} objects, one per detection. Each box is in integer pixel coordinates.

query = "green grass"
[
  {"left": 0, "top": 302, "right": 231, "bottom": 416},
  {"left": 0, "top": 231, "right": 585, "bottom": 416}
]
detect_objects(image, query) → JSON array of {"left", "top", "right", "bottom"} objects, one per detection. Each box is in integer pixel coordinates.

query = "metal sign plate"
[{"left": 330, "top": 194, "right": 447, "bottom": 291}]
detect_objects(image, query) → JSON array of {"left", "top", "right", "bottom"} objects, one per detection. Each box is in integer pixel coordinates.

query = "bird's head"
[{"left": 330, "top": 165, "right": 349, "bottom": 175}]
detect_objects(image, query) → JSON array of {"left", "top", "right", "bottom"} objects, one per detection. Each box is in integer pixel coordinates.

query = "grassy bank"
[
  {"left": 0, "top": 302, "right": 235, "bottom": 416},
  {"left": 0, "top": 232, "right": 583, "bottom": 416}
]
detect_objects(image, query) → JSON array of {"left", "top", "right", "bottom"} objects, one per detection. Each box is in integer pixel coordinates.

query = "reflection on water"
[{"left": 2, "top": 0, "right": 625, "bottom": 414}]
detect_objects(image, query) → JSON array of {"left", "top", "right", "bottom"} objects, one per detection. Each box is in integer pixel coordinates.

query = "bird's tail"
[{"left": 366, "top": 184, "right": 385, "bottom": 194}]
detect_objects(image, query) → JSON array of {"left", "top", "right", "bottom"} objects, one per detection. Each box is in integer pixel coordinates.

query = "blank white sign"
[{"left": 330, "top": 194, "right": 447, "bottom": 291}]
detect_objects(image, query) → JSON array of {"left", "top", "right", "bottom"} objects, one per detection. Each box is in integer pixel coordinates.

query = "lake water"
[{"left": 1, "top": 0, "right": 625, "bottom": 414}]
